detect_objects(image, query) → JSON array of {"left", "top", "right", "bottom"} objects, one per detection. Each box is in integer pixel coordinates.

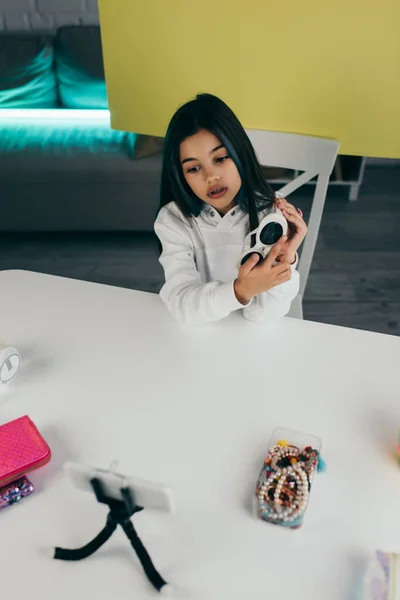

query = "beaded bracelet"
[{"left": 255, "top": 439, "right": 325, "bottom": 529}]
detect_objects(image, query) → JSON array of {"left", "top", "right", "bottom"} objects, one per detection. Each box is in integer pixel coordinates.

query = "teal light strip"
[{"left": 0, "top": 108, "right": 111, "bottom": 120}]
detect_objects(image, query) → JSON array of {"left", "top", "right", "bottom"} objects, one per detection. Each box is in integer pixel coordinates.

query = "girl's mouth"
[{"left": 208, "top": 187, "right": 228, "bottom": 199}]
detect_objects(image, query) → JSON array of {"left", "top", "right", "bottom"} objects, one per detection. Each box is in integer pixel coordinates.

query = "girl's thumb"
[{"left": 241, "top": 253, "right": 259, "bottom": 276}]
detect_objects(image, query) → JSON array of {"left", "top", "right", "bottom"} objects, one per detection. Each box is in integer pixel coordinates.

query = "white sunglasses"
[{"left": 237, "top": 206, "right": 288, "bottom": 269}]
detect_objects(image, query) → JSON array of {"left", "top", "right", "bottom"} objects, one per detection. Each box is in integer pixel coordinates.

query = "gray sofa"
[{"left": 0, "top": 25, "right": 162, "bottom": 232}]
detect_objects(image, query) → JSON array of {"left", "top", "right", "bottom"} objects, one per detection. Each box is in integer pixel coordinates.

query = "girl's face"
[{"left": 180, "top": 129, "right": 242, "bottom": 215}]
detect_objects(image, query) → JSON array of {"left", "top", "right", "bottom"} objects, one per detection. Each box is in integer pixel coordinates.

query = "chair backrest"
[{"left": 245, "top": 129, "right": 340, "bottom": 297}]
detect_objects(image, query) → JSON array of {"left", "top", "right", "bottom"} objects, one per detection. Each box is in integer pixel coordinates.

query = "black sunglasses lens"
[
  {"left": 240, "top": 251, "right": 263, "bottom": 266},
  {"left": 259, "top": 222, "right": 283, "bottom": 245}
]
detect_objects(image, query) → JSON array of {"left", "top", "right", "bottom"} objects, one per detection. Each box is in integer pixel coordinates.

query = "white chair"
[{"left": 245, "top": 129, "right": 340, "bottom": 319}]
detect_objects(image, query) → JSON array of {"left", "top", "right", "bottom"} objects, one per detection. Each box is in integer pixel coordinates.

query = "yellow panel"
[{"left": 98, "top": 0, "right": 400, "bottom": 158}]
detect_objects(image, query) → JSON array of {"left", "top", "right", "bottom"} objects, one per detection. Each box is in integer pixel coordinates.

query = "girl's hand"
[
  {"left": 234, "top": 237, "right": 292, "bottom": 305},
  {"left": 275, "top": 198, "right": 308, "bottom": 264}
]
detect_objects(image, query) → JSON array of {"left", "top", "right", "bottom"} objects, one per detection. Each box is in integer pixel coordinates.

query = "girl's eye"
[
  {"left": 187, "top": 165, "right": 200, "bottom": 174},
  {"left": 215, "top": 155, "right": 229, "bottom": 164}
]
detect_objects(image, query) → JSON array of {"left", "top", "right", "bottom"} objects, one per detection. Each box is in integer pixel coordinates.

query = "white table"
[{"left": 1, "top": 270, "right": 400, "bottom": 600}]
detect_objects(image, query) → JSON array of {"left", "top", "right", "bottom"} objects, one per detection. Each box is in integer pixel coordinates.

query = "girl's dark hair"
[{"left": 159, "top": 93, "right": 275, "bottom": 234}]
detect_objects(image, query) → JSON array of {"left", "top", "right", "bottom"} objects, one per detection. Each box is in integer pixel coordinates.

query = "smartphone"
[{"left": 64, "top": 461, "right": 174, "bottom": 512}]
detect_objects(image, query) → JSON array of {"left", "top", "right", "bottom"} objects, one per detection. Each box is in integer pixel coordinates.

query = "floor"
[{"left": 0, "top": 165, "right": 399, "bottom": 336}]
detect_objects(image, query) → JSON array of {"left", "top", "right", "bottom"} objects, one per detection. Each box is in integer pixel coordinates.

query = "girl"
[{"left": 154, "top": 93, "right": 307, "bottom": 326}]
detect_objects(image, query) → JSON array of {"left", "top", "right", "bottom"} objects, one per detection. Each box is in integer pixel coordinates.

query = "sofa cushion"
[
  {"left": 0, "top": 150, "right": 163, "bottom": 232},
  {"left": 0, "top": 115, "right": 136, "bottom": 162},
  {"left": 0, "top": 35, "right": 58, "bottom": 108},
  {"left": 55, "top": 25, "right": 108, "bottom": 109}
]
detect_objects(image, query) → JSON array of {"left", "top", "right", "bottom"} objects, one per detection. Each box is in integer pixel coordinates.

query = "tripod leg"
[
  {"left": 120, "top": 518, "right": 168, "bottom": 593},
  {"left": 54, "top": 513, "right": 118, "bottom": 561}
]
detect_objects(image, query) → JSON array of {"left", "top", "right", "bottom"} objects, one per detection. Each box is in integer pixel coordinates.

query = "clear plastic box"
[{"left": 253, "top": 427, "right": 322, "bottom": 529}]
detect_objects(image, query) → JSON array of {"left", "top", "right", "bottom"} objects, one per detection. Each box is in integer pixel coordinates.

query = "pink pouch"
[{"left": 0, "top": 416, "right": 51, "bottom": 486}]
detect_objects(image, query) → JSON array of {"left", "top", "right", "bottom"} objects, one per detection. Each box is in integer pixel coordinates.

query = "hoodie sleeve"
[{"left": 154, "top": 208, "right": 245, "bottom": 325}]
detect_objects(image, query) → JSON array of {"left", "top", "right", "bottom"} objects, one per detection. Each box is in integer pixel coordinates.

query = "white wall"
[{"left": 0, "top": 0, "right": 99, "bottom": 30}]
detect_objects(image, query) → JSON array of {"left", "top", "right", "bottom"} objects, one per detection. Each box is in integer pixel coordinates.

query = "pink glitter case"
[
  {"left": 0, "top": 416, "right": 51, "bottom": 487},
  {"left": 0, "top": 476, "right": 35, "bottom": 509}
]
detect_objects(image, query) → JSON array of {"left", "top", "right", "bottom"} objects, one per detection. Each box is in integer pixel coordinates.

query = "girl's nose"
[{"left": 206, "top": 172, "right": 221, "bottom": 183}]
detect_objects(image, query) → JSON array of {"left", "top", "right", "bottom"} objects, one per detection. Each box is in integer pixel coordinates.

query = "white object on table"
[
  {"left": 0, "top": 270, "right": 400, "bottom": 600},
  {"left": 0, "top": 343, "right": 20, "bottom": 383}
]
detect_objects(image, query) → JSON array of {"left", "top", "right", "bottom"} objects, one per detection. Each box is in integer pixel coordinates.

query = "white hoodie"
[{"left": 154, "top": 198, "right": 299, "bottom": 326}]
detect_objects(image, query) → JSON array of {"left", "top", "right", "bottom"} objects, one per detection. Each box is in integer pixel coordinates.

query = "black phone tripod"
[{"left": 54, "top": 477, "right": 169, "bottom": 594}]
